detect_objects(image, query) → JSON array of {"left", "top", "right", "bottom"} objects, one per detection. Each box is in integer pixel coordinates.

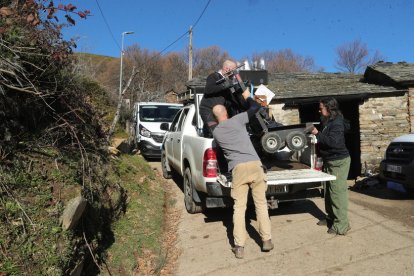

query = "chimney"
[
  {"left": 260, "top": 57, "right": 265, "bottom": 70},
  {"left": 244, "top": 60, "right": 251, "bottom": 70}
]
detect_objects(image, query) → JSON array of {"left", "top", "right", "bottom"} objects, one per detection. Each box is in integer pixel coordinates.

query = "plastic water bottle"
[{"left": 315, "top": 157, "right": 323, "bottom": 171}]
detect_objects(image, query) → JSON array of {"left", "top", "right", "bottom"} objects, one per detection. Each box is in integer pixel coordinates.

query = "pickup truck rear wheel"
[
  {"left": 161, "top": 151, "right": 172, "bottom": 179},
  {"left": 184, "top": 167, "right": 203, "bottom": 214},
  {"left": 286, "top": 131, "right": 307, "bottom": 151}
]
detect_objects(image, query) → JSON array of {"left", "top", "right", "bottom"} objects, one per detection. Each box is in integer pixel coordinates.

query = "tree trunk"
[{"left": 107, "top": 67, "right": 136, "bottom": 141}]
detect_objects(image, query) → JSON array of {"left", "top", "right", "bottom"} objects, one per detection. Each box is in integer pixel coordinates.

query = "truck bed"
[
  {"left": 262, "top": 159, "right": 335, "bottom": 185},
  {"left": 266, "top": 169, "right": 335, "bottom": 185}
]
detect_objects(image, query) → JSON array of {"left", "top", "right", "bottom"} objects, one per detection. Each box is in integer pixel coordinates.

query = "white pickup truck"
[{"left": 161, "top": 93, "right": 335, "bottom": 213}]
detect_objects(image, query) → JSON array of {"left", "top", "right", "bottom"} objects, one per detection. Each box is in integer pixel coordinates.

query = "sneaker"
[
  {"left": 232, "top": 245, "right": 244, "bottom": 259},
  {"left": 262, "top": 239, "right": 274, "bottom": 252},
  {"left": 327, "top": 228, "right": 337, "bottom": 235},
  {"left": 317, "top": 218, "right": 333, "bottom": 227},
  {"left": 317, "top": 219, "right": 328, "bottom": 226}
]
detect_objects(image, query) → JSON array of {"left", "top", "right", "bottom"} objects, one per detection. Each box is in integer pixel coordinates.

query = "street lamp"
[{"left": 119, "top": 31, "right": 134, "bottom": 95}]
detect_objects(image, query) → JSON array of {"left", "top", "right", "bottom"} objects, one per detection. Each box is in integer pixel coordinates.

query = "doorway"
[{"left": 298, "top": 99, "right": 361, "bottom": 179}]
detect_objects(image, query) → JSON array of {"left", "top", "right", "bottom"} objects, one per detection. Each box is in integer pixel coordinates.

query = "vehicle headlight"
[{"left": 139, "top": 124, "right": 151, "bottom": 138}]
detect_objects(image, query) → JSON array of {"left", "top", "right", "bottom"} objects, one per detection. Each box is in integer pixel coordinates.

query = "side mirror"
[{"left": 160, "top": 123, "right": 170, "bottom": 131}]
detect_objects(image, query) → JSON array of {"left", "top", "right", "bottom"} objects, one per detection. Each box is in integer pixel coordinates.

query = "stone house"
[
  {"left": 183, "top": 62, "right": 414, "bottom": 179},
  {"left": 267, "top": 62, "right": 414, "bottom": 178},
  {"left": 164, "top": 89, "right": 179, "bottom": 103}
]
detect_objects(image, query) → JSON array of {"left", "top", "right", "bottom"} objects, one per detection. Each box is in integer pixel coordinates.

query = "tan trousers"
[{"left": 231, "top": 160, "right": 272, "bottom": 247}]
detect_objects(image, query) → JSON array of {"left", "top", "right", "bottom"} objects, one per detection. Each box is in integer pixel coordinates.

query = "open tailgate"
[{"left": 266, "top": 169, "right": 336, "bottom": 185}]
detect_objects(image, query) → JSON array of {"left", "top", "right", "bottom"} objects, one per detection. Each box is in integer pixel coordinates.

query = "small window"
[
  {"left": 170, "top": 109, "right": 183, "bottom": 132},
  {"left": 177, "top": 108, "right": 190, "bottom": 131}
]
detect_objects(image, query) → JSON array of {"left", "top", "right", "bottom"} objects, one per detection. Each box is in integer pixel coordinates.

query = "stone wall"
[
  {"left": 359, "top": 94, "right": 410, "bottom": 172},
  {"left": 270, "top": 94, "right": 412, "bottom": 175},
  {"left": 164, "top": 91, "right": 178, "bottom": 103},
  {"left": 269, "top": 102, "right": 300, "bottom": 125}
]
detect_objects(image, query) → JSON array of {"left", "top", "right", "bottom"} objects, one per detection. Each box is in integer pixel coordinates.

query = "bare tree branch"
[
  {"left": 0, "top": 82, "right": 41, "bottom": 95},
  {"left": 335, "top": 39, "right": 384, "bottom": 73},
  {"left": 248, "top": 49, "right": 320, "bottom": 73}
]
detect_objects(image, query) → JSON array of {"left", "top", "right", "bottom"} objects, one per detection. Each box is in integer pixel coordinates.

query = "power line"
[
  {"left": 192, "top": 0, "right": 211, "bottom": 29},
  {"left": 158, "top": 31, "right": 189, "bottom": 56},
  {"left": 158, "top": 0, "right": 211, "bottom": 56},
  {"left": 94, "top": 0, "right": 121, "bottom": 50},
  {"left": 96, "top": 0, "right": 211, "bottom": 59}
]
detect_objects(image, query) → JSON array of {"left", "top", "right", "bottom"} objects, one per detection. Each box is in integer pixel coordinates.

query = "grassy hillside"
[
  {"left": 0, "top": 5, "right": 170, "bottom": 273},
  {"left": 0, "top": 39, "right": 165, "bottom": 276},
  {"left": 74, "top": 53, "right": 120, "bottom": 100}
]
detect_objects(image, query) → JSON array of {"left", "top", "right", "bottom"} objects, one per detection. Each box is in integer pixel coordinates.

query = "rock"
[
  {"left": 110, "top": 138, "right": 132, "bottom": 154},
  {"left": 116, "top": 140, "right": 131, "bottom": 153},
  {"left": 60, "top": 196, "right": 87, "bottom": 231}
]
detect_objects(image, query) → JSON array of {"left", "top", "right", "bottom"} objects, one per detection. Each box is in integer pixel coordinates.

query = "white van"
[{"left": 132, "top": 102, "right": 182, "bottom": 158}]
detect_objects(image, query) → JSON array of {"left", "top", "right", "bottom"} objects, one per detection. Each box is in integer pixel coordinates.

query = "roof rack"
[{"left": 177, "top": 88, "right": 199, "bottom": 104}]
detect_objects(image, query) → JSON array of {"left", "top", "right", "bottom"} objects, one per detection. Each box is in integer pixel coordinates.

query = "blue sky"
[{"left": 62, "top": 0, "right": 414, "bottom": 72}]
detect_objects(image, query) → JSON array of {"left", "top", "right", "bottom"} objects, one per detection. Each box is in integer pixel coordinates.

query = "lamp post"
[{"left": 119, "top": 31, "right": 134, "bottom": 95}]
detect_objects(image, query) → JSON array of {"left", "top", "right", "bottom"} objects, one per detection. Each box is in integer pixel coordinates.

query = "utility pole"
[
  {"left": 188, "top": 26, "right": 193, "bottom": 80},
  {"left": 119, "top": 31, "right": 134, "bottom": 96},
  {"left": 108, "top": 31, "right": 134, "bottom": 140}
]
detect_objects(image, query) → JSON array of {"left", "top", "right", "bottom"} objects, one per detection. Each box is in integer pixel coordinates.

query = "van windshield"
[{"left": 139, "top": 105, "right": 181, "bottom": 122}]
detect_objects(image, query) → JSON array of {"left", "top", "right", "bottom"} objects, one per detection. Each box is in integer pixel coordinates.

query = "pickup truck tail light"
[{"left": 203, "top": 148, "right": 217, "bottom": 177}]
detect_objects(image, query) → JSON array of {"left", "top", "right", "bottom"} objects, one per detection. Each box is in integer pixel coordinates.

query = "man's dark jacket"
[
  {"left": 199, "top": 72, "right": 247, "bottom": 124},
  {"left": 316, "top": 116, "right": 350, "bottom": 161},
  {"left": 200, "top": 72, "right": 232, "bottom": 115}
]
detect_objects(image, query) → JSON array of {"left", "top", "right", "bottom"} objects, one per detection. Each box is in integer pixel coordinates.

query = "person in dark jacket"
[
  {"left": 311, "top": 97, "right": 351, "bottom": 235},
  {"left": 199, "top": 60, "right": 247, "bottom": 137}
]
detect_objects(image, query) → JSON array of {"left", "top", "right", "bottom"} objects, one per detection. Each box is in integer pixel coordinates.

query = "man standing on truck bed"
[
  {"left": 199, "top": 59, "right": 246, "bottom": 137},
  {"left": 212, "top": 90, "right": 274, "bottom": 259}
]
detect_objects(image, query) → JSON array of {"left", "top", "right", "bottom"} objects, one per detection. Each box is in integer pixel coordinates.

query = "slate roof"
[
  {"left": 364, "top": 62, "right": 414, "bottom": 87},
  {"left": 186, "top": 76, "right": 207, "bottom": 89},
  {"left": 183, "top": 64, "right": 412, "bottom": 102},
  {"left": 267, "top": 72, "right": 404, "bottom": 101}
]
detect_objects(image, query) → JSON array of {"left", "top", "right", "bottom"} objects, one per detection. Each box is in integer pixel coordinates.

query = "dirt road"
[{"left": 149, "top": 162, "right": 414, "bottom": 276}]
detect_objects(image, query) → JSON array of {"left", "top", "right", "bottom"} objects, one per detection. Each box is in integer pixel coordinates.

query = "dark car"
[{"left": 379, "top": 133, "right": 414, "bottom": 194}]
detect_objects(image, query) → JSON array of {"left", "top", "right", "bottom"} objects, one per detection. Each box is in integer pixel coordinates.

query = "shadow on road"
[
  {"left": 268, "top": 200, "right": 326, "bottom": 219},
  {"left": 171, "top": 171, "right": 184, "bottom": 192},
  {"left": 167, "top": 166, "right": 327, "bottom": 249},
  {"left": 201, "top": 200, "right": 326, "bottom": 249},
  {"left": 349, "top": 177, "right": 414, "bottom": 200}
]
